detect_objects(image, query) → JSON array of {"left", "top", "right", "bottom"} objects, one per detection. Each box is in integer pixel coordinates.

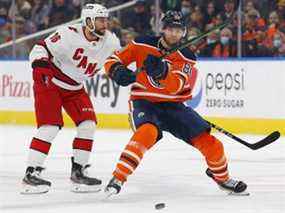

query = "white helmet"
[{"left": 81, "top": 4, "right": 109, "bottom": 37}]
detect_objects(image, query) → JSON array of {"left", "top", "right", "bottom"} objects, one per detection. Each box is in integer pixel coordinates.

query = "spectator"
[
  {"left": 199, "top": 24, "right": 220, "bottom": 57},
  {"left": 266, "top": 11, "right": 280, "bottom": 42},
  {"left": 121, "top": 0, "right": 151, "bottom": 35},
  {"left": 149, "top": 4, "right": 163, "bottom": 34},
  {"left": 189, "top": 5, "right": 204, "bottom": 30},
  {"left": 203, "top": 1, "right": 218, "bottom": 26},
  {"left": 69, "top": 0, "right": 82, "bottom": 20},
  {"left": 187, "top": 27, "right": 205, "bottom": 54},
  {"left": 121, "top": 29, "right": 137, "bottom": 46},
  {"left": 214, "top": 13, "right": 225, "bottom": 26},
  {"left": 213, "top": 27, "right": 237, "bottom": 57},
  {"left": 109, "top": 17, "right": 122, "bottom": 39},
  {"left": 0, "top": 5, "right": 10, "bottom": 44},
  {"left": 30, "top": 0, "right": 50, "bottom": 31},
  {"left": 223, "top": 0, "right": 235, "bottom": 19},
  {"left": 14, "top": 16, "right": 30, "bottom": 58},
  {"left": 242, "top": 9, "right": 272, "bottom": 57},
  {"left": 188, "top": 26, "right": 201, "bottom": 39},
  {"left": 48, "top": 0, "right": 74, "bottom": 27},
  {"left": 277, "top": 0, "right": 285, "bottom": 20},
  {"left": 244, "top": 1, "right": 256, "bottom": 13},
  {"left": 8, "top": 0, "right": 31, "bottom": 20},
  {"left": 181, "top": 0, "right": 193, "bottom": 17},
  {"left": 242, "top": 9, "right": 261, "bottom": 56},
  {"left": 271, "top": 31, "right": 285, "bottom": 56},
  {"left": 160, "top": 0, "right": 181, "bottom": 13}
]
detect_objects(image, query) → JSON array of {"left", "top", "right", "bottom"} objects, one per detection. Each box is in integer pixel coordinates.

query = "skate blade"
[
  {"left": 71, "top": 182, "right": 101, "bottom": 193},
  {"left": 103, "top": 188, "right": 118, "bottom": 199},
  {"left": 219, "top": 186, "right": 250, "bottom": 196},
  {"left": 20, "top": 182, "right": 50, "bottom": 195},
  {"left": 227, "top": 190, "right": 250, "bottom": 196}
]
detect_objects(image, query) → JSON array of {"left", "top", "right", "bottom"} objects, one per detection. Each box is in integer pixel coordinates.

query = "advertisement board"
[
  {"left": 0, "top": 61, "right": 130, "bottom": 113},
  {"left": 188, "top": 60, "right": 285, "bottom": 119},
  {"left": 0, "top": 60, "right": 284, "bottom": 133}
]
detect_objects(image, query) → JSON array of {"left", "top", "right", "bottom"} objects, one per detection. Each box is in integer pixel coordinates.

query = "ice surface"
[{"left": 0, "top": 125, "right": 284, "bottom": 213}]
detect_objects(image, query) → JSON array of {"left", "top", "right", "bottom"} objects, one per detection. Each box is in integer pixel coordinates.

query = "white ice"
[{"left": 0, "top": 125, "right": 284, "bottom": 213}]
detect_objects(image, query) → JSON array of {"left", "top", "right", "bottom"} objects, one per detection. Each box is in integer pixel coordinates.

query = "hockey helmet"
[
  {"left": 81, "top": 4, "right": 109, "bottom": 37},
  {"left": 161, "top": 11, "right": 186, "bottom": 36}
]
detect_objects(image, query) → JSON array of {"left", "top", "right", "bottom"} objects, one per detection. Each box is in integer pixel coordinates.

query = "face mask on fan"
[
  {"left": 207, "top": 38, "right": 216, "bottom": 44},
  {"left": 220, "top": 36, "right": 230, "bottom": 45},
  {"left": 181, "top": 7, "right": 190, "bottom": 16},
  {"left": 273, "top": 39, "right": 282, "bottom": 48}
]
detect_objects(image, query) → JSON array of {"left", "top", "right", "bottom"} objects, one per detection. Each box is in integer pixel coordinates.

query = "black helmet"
[{"left": 161, "top": 11, "right": 186, "bottom": 29}]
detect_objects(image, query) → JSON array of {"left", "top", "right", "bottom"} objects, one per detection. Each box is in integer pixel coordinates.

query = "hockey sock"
[
  {"left": 113, "top": 123, "right": 158, "bottom": 182},
  {"left": 73, "top": 120, "right": 95, "bottom": 166},
  {"left": 192, "top": 132, "right": 229, "bottom": 183},
  {"left": 28, "top": 138, "right": 51, "bottom": 168},
  {"left": 72, "top": 138, "right": 93, "bottom": 166},
  {"left": 27, "top": 125, "right": 59, "bottom": 167}
]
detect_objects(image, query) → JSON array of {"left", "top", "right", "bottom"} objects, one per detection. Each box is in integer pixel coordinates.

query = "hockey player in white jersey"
[{"left": 21, "top": 4, "right": 121, "bottom": 194}]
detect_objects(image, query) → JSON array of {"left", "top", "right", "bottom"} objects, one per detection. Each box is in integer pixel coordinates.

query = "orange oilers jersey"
[{"left": 104, "top": 36, "right": 198, "bottom": 103}]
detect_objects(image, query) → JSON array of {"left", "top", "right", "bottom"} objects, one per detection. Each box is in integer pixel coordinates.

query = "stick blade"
[{"left": 250, "top": 131, "right": 281, "bottom": 150}]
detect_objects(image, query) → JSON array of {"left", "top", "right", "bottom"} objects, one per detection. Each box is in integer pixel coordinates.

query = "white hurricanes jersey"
[{"left": 30, "top": 23, "right": 121, "bottom": 84}]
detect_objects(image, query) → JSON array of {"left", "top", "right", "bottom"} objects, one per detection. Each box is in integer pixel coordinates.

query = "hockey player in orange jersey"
[{"left": 104, "top": 11, "right": 248, "bottom": 196}]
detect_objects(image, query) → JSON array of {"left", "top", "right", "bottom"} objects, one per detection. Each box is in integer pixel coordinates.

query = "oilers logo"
[{"left": 147, "top": 75, "right": 165, "bottom": 89}]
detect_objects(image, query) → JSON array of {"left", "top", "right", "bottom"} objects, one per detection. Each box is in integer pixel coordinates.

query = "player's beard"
[
  {"left": 92, "top": 28, "right": 106, "bottom": 38},
  {"left": 162, "top": 35, "right": 181, "bottom": 49}
]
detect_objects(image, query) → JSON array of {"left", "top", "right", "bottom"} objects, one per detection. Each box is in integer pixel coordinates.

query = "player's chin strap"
[
  {"left": 84, "top": 17, "right": 105, "bottom": 39},
  {"left": 90, "top": 29, "right": 105, "bottom": 39}
]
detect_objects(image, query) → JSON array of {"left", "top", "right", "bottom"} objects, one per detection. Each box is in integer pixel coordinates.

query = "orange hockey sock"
[
  {"left": 113, "top": 123, "right": 158, "bottom": 182},
  {"left": 192, "top": 132, "right": 229, "bottom": 183}
]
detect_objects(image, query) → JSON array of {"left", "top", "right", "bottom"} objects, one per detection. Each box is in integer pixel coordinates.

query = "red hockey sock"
[
  {"left": 73, "top": 138, "right": 93, "bottom": 166},
  {"left": 27, "top": 137, "right": 51, "bottom": 167}
]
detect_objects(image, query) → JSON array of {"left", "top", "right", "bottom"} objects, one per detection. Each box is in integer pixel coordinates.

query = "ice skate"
[
  {"left": 21, "top": 166, "right": 51, "bottom": 194},
  {"left": 104, "top": 176, "right": 124, "bottom": 198},
  {"left": 206, "top": 168, "right": 249, "bottom": 196},
  {"left": 70, "top": 157, "right": 102, "bottom": 193}
]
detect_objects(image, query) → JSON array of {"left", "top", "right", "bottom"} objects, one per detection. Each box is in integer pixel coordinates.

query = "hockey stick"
[{"left": 207, "top": 121, "right": 280, "bottom": 150}]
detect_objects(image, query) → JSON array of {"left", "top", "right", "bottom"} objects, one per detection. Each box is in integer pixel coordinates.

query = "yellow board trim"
[
  {"left": 0, "top": 111, "right": 130, "bottom": 129},
  {"left": 0, "top": 111, "right": 284, "bottom": 135}
]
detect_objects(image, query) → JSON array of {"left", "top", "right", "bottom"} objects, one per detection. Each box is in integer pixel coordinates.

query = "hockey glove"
[
  {"left": 31, "top": 58, "right": 54, "bottom": 86},
  {"left": 143, "top": 55, "right": 168, "bottom": 80},
  {"left": 109, "top": 62, "right": 136, "bottom": 87},
  {"left": 31, "top": 58, "right": 50, "bottom": 69}
]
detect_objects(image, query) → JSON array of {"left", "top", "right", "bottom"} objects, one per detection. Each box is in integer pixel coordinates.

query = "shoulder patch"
[
  {"left": 134, "top": 36, "right": 160, "bottom": 48},
  {"left": 180, "top": 47, "right": 197, "bottom": 61}
]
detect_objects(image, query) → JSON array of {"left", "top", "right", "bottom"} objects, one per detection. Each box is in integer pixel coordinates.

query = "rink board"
[{"left": 0, "top": 60, "right": 284, "bottom": 134}]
